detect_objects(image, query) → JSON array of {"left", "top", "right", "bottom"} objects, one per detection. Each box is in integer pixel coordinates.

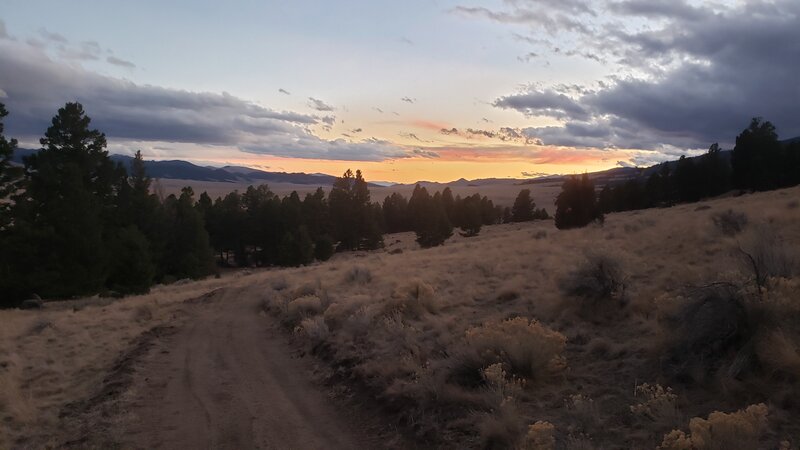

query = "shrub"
[
  {"left": 523, "top": 421, "right": 556, "bottom": 450},
  {"left": 559, "top": 253, "right": 627, "bottom": 312},
  {"left": 386, "top": 279, "right": 437, "bottom": 318},
  {"left": 664, "top": 285, "right": 752, "bottom": 382},
  {"left": 300, "top": 316, "right": 330, "bottom": 344},
  {"left": 659, "top": 403, "right": 769, "bottom": 450},
  {"left": 465, "top": 317, "right": 567, "bottom": 380},
  {"left": 344, "top": 265, "right": 372, "bottom": 284},
  {"left": 712, "top": 209, "right": 748, "bottom": 236},
  {"left": 630, "top": 383, "right": 679, "bottom": 423},
  {"left": 286, "top": 295, "right": 323, "bottom": 324},
  {"left": 478, "top": 399, "right": 524, "bottom": 450},
  {"left": 737, "top": 225, "right": 796, "bottom": 292}
]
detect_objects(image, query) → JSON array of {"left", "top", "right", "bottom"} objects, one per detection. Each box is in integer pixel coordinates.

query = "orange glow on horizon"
[{"left": 195, "top": 149, "right": 633, "bottom": 184}]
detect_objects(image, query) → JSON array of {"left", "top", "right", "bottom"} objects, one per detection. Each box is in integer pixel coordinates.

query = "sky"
[{"left": 0, "top": 0, "right": 798, "bottom": 183}]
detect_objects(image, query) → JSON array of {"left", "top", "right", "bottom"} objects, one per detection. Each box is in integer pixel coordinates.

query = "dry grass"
[{"left": 2, "top": 185, "right": 800, "bottom": 448}]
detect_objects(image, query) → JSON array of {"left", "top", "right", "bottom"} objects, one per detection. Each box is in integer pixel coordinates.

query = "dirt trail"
[{"left": 119, "top": 286, "right": 377, "bottom": 450}]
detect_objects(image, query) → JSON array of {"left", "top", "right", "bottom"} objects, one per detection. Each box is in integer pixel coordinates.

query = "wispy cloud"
[{"left": 307, "top": 97, "right": 334, "bottom": 111}]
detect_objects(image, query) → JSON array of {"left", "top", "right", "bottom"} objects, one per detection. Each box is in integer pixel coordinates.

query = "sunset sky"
[{"left": 1, "top": 0, "right": 798, "bottom": 183}]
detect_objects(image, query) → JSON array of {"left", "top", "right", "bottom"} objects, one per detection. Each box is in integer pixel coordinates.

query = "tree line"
[
  {"left": 0, "top": 102, "right": 551, "bottom": 306},
  {"left": 552, "top": 117, "right": 800, "bottom": 229}
]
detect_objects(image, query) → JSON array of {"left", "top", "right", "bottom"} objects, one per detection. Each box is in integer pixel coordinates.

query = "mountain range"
[{"left": 10, "top": 138, "right": 798, "bottom": 188}]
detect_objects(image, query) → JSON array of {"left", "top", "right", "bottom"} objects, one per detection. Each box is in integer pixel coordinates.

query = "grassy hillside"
[{"left": 1, "top": 185, "right": 799, "bottom": 448}]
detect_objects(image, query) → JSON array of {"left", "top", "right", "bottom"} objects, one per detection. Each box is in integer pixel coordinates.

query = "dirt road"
[{"left": 117, "top": 286, "right": 377, "bottom": 449}]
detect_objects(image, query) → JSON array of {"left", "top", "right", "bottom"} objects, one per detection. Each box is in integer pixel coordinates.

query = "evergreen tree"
[
  {"left": 732, "top": 118, "right": 781, "bottom": 191},
  {"left": 511, "top": 189, "right": 535, "bottom": 222},
  {"left": 277, "top": 225, "right": 314, "bottom": 267},
  {"left": 163, "top": 187, "right": 215, "bottom": 279},
  {"left": 554, "top": 174, "right": 602, "bottom": 229},
  {"left": 329, "top": 169, "right": 382, "bottom": 250},
  {"left": 11, "top": 102, "right": 125, "bottom": 298},
  {"left": 0, "top": 103, "right": 22, "bottom": 229},
  {"left": 383, "top": 192, "right": 409, "bottom": 233},
  {"left": 106, "top": 225, "right": 155, "bottom": 294},
  {"left": 410, "top": 186, "right": 453, "bottom": 247},
  {"left": 458, "top": 194, "right": 483, "bottom": 237}
]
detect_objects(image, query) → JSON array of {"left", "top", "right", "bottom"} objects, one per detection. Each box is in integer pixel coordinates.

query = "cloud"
[
  {"left": 517, "top": 52, "right": 539, "bottom": 63},
  {"left": 400, "top": 37, "right": 414, "bottom": 45},
  {"left": 106, "top": 56, "right": 135, "bottom": 69},
  {"left": 521, "top": 171, "right": 550, "bottom": 178},
  {"left": 307, "top": 97, "right": 334, "bottom": 111},
  {"left": 372, "top": 107, "right": 384, "bottom": 113},
  {"left": 0, "top": 38, "right": 410, "bottom": 162},
  {"left": 439, "top": 126, "right": 539, "bottom": 145},
  {"left": 351, "top": 128, "right": 362, "bottom": 133},
  {"left": 494, "top": 90, "right": 590, "bottom": 121},
  {"left": 0, "top": 21, "right": 8, "bottom": 40},
  {"left": 401, "top": 96, "right": 415, "bottom": 103},
  {"left": 412, "top": 148, "right": 440, "bottom": 158},
  {"left": 38, "top": 28, "right": 67, "bottom": 43},
  {"left": 483, "top": 0, "right": 800, "bottom": 151},
  {"left": 278, "top": 88, "right": 291, "bottom": 95}
]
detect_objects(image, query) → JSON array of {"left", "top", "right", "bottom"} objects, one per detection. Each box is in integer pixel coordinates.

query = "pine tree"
[
  {"left": 511, "top": 189, "right": 535, "bottom": 222},
  {"left": 0, "top": 103, "right": 22, "bottom": 230},
  {"left": 410, "top": 186, "right": 453, "bottom": 247},
  {"left": 554, "top": 174, "right": 602, "bottom": 229},
  {"left": 329, "top": 169, "right": 382, "bottom": 250},
  {"left": 163, "top": 187, "right": 215, "bottom": 279},
  {"left": 732, "top": 118, "right": 781, "bottom": 191},
  {"left": 11, "top": 103, "right": 125, "bottom": 298}
]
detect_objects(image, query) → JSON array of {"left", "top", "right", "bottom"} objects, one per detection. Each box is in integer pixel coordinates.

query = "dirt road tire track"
[{"left": 61, "top": 286, "right": 383, "bottom": 449}]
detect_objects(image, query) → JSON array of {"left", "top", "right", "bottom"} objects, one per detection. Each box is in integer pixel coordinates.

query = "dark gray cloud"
[
  {"left": 480, "top": 0, "right": 800, "bottom": 150},
  {"left": 278, "top": 88, "right": 291, "bottom": 95},
  {"left": 494, "top": 90, "right": 590, "bottom": 121},
  {"left": 106, "top": 55, "right": 135, "bottom": 68},
  {"left": 307, "top": 97, "right": 334, "bottom": 112},
  {"left": 0, "top": 37, "right": 409, "bottom": 162},
  {"left": 401, "top": 96, "right": 415, "bottom": 103},
  {"left": 608, "top": 0, "right": 709, "bottom": 21}
]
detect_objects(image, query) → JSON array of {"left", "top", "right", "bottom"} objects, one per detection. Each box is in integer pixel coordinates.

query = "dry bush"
[
  {"left": 630, "top": 383, "right": 680, "bottom": 423},
  {"left": 482, "top": 363, "right": 525, "bottom": 405},
  {"left": 559, "top": 253, "right": 627, "bottom": 314},
  {"left": 286, "top": 295, "right": 323, "bottom": 324},
  {"left": 737, "top": 226, "right": 796, "bottom": 292},
  {"left": 523, "top": 421, "right": 556, "bottom": 450},
  {"left": 463, "top": 317, "right": 566, "bottom": 381},
  {"left": 664, "top": 275, "right": 800, "bottom": 387},
  {"left": 478, "top": 399, "right": 524, "bottom": 450},
  {"left": 300, "top": 316, "right": 330, "bottom": 344},
  {"left": 565, "top": 393, "right": 599, "bottom": 430},
  {"left": 663, "top": 285, "right": 753, "bottom": 383},
  {"left": 712, "top": 209, "right": 748, "bottom": 236},
  {"left": 386, "top": 279, "right": 438, "bottom": 318},
  {"left": 344, "top": 265, "right": 372, "bottom": 284},
  {"left": 659, "top": 403, "right": 768, "bottom": 450}
]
